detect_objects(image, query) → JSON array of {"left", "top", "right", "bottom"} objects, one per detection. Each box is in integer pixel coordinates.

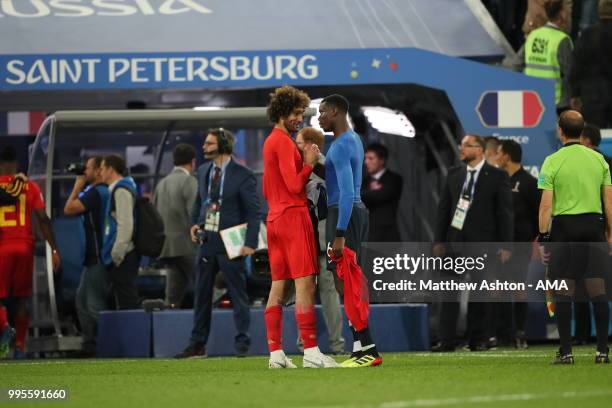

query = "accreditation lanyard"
[
  {"left": 451, "top": 170, "right": 477, "bottom": 231},
  {"left": 204, "top": 165, "right": 226, "bottom": 233}
]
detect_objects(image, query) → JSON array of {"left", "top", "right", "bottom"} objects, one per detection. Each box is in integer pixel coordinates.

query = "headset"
[{"left": 216, "top": 127, "right": 232, "bottom": 155}]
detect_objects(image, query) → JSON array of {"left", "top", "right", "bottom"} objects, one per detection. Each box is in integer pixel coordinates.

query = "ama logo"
[{"left": 476, "top": 91, "right": 545, "bottom": 128}]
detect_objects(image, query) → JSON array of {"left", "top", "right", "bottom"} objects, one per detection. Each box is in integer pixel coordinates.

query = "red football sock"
[
  {"left": 0, "top": 306, "right": 8, "bottom": 330},
  {"left": 264, "top": 305, "right": 283, "bottom": 352},
  {"left": 296, "top": 305, "right": 317, "bottom": 349},
  {"left": 14, "top": 314, "right": 29, "bottom": 351}
]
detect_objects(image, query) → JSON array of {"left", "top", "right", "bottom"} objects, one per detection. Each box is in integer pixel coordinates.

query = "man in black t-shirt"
[
  {"left": 64, "top": 156, "right": 109, "bottom": 357},
  {"left": 497, "top": 140, "right": 540, "bottom": 348}
]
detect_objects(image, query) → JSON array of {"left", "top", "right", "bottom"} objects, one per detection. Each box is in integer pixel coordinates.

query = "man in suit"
[
  {"left": 361, "top": 143, "right": 403, "bottom": 242},
  {"left": 431, "top": 134, "right": 513, "bottom": 352},
  {"left": 175, "top": 129, "right": 261, "bottom": 358},
  {"left": 153, "top": 144, "right": 198, "bottom": 308}
]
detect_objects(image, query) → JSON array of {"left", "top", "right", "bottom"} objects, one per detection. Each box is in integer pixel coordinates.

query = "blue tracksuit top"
[{"left": 325, "top": 129, "right": 364, "bottom": 232}]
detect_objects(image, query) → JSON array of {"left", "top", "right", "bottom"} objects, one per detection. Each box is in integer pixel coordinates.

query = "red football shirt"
[
  {"left": 263, "top": 127, "right": 312, "bottom": 221},
  {"left": 0, "top": 176, "right": 45, "bottom": 244}
]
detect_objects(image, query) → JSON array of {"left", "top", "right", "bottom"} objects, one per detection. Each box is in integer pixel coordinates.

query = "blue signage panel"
[{"left": 0, "top": 48, "right": 557, "bottom": 169}]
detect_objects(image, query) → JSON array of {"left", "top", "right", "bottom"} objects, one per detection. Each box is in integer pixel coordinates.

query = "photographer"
[
  {"left": 175, "top": 129, "right": 261, "bottom": 358},
  {"left": 63, "top": 157, "right": 109, "bottom": 357}
]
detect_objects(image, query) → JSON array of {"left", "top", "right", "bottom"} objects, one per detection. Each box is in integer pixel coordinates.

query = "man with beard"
[
  {"left": 263, "top": 86, "right": 338, "bottom": 369},
  {"left": 175, "top": 129, "right": 260, "bottom": 358},
  {"left": 432, "top": 135, "right": 513, "bottom": 352}
]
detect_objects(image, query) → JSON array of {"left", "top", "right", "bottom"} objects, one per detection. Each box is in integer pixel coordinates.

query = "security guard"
[
  {"left": 538, "top": 110, "right": 611, "bottom": 364},
  {"left": 524, "top": 0, "right": 572, "bottom": 112}
]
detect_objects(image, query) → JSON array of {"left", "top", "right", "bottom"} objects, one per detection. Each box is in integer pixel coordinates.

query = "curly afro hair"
[{"left": 267, "top": 85, "right": 310, "bottom": 124}]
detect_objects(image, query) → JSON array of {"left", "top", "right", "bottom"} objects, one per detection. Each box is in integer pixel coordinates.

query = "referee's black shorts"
[
  {"left": 326, "top": 203, "right": 369, "bottom": 270},
  {"left": 549, "top": 213, "right": 609, "bottom": 280}
]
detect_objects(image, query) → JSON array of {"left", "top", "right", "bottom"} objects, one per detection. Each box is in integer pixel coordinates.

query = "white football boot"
[
  {"left": 303, "top": 347, "right": 340, "bottom": 368},
  {"left": 268, "top": 350, "right": 297, "bottom": 369}
]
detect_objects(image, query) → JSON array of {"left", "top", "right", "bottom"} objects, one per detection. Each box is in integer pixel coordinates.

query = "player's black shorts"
[
  {"left": 326, "top": 203, "right": 369, "bottom": 270},
  {"left": 549, "top": 213, "right": 609, "bottom": 281}
]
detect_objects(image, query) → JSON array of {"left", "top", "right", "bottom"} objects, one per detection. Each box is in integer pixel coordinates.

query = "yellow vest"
[{"left": 524, "top": 25, "right": 571, "bottom": 105}]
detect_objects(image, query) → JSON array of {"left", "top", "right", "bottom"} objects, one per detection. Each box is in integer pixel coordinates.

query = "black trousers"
[
  {"left": 108, "top": 250, "right": 140, "bottom": 310},
  {"left": 439, "top": 300, "right": 491, "bottom": 345},
  {"left": 326, "top": 203, "right": 369, "bottom": 270},
  {"left": 438, "top": 252, "right": 499, "bottom": 345},
  {"left": 190, "top": 252, "right": 250, "bottom": 347}
]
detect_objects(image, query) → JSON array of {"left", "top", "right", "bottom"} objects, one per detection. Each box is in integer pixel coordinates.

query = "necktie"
[
  {"left": 463, "top": 170, "right": 476, "bottom": 199},
  {"left": 210, "top": 167, "right": 221, "bottom": 202}
]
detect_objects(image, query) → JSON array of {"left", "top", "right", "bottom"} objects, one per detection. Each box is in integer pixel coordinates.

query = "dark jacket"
[
  {"left": 361, "top": 169, "right": 403, "bottom": 242},
  {"left": 435, "top": 162, "right": 513, "bottom": 243},
  {"left": 192, "top": 159, "right": 261, "bottom": 257},
  {"left": 570, "top": 20, "right": 612, "bottom": 127},
  {"left": 509, "top": 168, "right": 540, "bottom": 242},
  {"left": 570, "top": 21, "right": 612, "bottom": 97}
]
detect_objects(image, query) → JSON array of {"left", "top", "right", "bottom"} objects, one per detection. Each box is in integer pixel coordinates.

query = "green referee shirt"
[{"left": 538, "top": 143, "right": 611, "bottom": 216}]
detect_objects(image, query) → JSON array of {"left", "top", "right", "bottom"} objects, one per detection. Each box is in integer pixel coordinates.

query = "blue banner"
[{"left": 0, "top": 47, "right": 557, "bottom": 169}]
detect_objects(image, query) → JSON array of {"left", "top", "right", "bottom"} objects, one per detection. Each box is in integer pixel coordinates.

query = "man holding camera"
[
  {"left": 63, "top": 156, "right": 109, "bottom": 357},
  {"left": 175, "top": 129, "right": 261, "bottom": 358}
]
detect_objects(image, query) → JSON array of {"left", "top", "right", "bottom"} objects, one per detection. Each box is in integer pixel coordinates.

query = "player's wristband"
[
  {"left": 537, "top": 232, "right": 550, "bottom": 243},
  {"left": 335, "top": 229, "right": 346, "bottom": 238}
]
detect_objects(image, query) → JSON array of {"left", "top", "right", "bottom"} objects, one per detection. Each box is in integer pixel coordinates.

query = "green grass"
[{"left": 1, "top": 347, "right": 612, "bottom": 408}]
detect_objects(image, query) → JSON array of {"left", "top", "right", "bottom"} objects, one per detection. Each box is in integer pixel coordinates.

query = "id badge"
[
  {"left": 204, "top": 202, "right": 221, "bottom": 232},
  {"left": 451, "top": 197, "right": 470, "bottom": 231}
]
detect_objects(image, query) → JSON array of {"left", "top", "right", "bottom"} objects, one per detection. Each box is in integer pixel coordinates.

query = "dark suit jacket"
[
  {"left": 435, "top": 162, "right": 513, "bottom": 243},
  {"left": 192, "top": 159, "right": 261, "bottom": 257},
  {"left": 361, "top": 169, "right": 403, "bottom": 241}
]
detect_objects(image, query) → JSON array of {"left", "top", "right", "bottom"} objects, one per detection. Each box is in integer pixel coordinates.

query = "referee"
[{"left": 538, "top": 110, "right": 611, "bottom": 364}]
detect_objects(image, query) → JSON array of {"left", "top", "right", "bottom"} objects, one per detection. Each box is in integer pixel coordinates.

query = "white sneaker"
[
  {"left": 268, "top": 350, "right": 297, "bottom": 369},
  {"left": 303, "top": 347, "right": 340, "bottom": 368}
]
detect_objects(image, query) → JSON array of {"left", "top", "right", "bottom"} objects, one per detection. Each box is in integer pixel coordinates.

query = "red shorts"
[
  {"left": 267, "top": 207, "right": 318, "bottom": 281},
  {"left": 0, "top": 242, "right": 34, "bottom": 298}
]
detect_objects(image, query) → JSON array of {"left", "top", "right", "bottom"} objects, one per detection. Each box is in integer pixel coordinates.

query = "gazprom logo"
[{"left": 0, "top": 0, "right": 212, "bottom": 18}]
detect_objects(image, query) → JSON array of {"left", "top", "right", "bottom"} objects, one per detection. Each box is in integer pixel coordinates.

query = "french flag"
[
  {"left": 0, "top": 111, "right": 47, "bottom": 136},
  {"left": 477, "top": 91, "right": 544, "bottom": 128}
]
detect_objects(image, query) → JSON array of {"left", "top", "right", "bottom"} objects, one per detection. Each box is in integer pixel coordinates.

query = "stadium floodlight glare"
[
  {"left": 193, "top": 106, "right": 223, "bottom": 111},
  {"left": 362, "top": 106, "right": 416, "bottom": 138}
]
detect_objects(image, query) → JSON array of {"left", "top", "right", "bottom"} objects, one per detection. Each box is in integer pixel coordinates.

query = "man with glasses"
[
  {"left": 432, "top": 135, "right": 513, "bottom": 352},
  {"left": 175, "top": 129, "right": 261, "bottom": 358}
]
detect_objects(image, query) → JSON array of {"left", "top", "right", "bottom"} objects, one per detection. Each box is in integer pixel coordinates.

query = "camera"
[{"left": 66, "top": 162, "right": 86, "bottom": 175}]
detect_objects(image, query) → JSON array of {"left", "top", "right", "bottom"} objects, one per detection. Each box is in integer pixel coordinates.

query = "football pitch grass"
[{"left": 1, "top": 346, "right": 611, "bottom": 408}]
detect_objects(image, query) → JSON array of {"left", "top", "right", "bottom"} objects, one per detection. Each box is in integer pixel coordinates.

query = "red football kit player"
[
  {"left": 0, "top": 175, "right": 45, "bottom": 298},
  {"left": 263, "top": 127, "right": 319, "bottom": 281},
  {"left": 262, "top": 86, "right": 338, "bottom": 369},
  {"left": 0, "top": 147, "right": 60, "bottom": 358}
]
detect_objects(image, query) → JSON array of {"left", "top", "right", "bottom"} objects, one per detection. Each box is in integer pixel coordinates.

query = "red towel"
[{"left": 330, "top": 247, "right": 370, "bottom": 331}]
